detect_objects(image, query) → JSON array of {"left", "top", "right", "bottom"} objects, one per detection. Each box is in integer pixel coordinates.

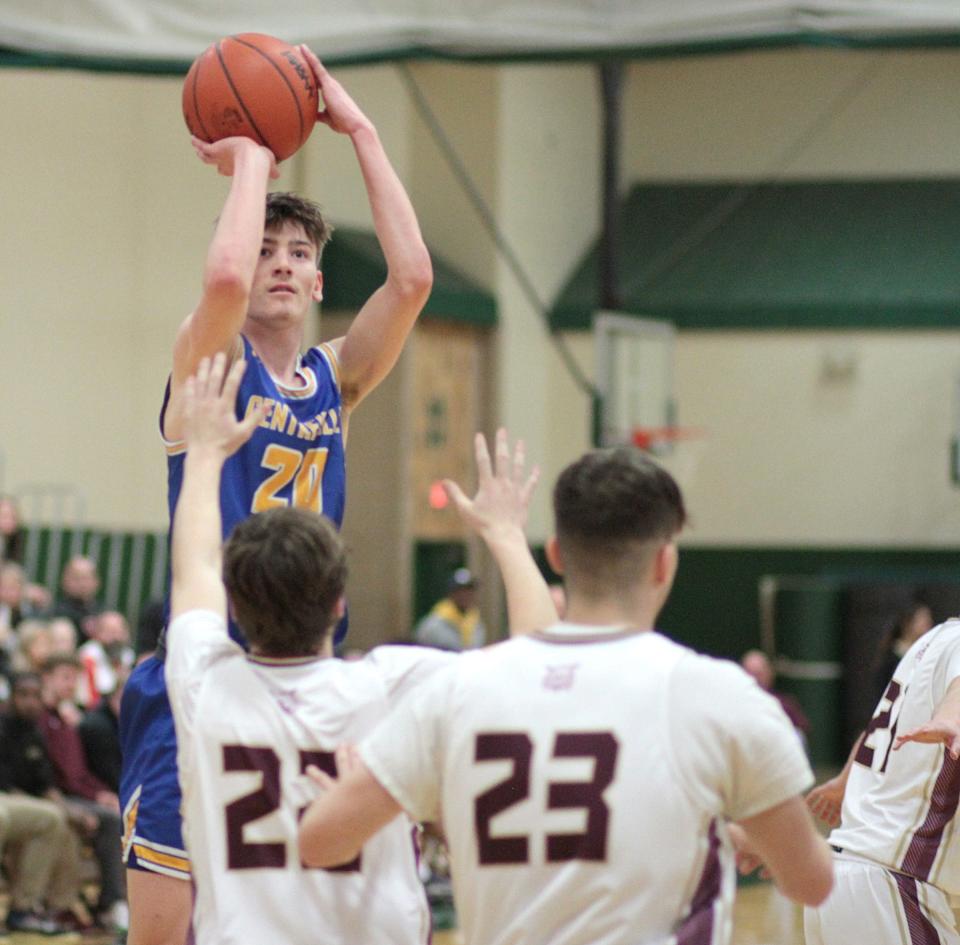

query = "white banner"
[{"left": 1, "top": 1, "right": 960, "bottom": 64}]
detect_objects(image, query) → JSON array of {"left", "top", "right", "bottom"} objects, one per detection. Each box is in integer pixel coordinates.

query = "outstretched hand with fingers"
[
  {"left": 443, "top": 429, "right": 540, "bottom": 543},
  {"left": 893, "top": 720, "right": 960, "bottom": 760},
  {"left": 183, "top": 354, "right": 267, "bottom": 459}
]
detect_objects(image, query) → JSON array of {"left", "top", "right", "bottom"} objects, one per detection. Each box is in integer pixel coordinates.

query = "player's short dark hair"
[
  {"left": 553, "top": 447, "right": 686, "bottom": 592},
  {"left": 223, "top": 508, "right": 347, "bottom": 657},
  {"left": 265, "top": 192, "right": 333, "bottom": 264}
]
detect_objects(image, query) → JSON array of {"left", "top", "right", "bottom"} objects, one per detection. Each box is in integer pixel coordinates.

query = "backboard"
[{"left": 594, "top": 311, "right": 676, "bottom": 452}]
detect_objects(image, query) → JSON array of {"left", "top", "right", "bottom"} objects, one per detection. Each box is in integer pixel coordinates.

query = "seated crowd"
[{"left": 0, "top": 494, "right": 155, "bottom": 937}]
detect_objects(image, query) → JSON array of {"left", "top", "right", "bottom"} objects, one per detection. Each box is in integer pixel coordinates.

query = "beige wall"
[
  {"left": 3, "top": 48, "right": 960, "bottom": 555},
  {"left": 551, "top": 330, "right": 960, "bottom": 546},
  {"left": 624, "top": 48, "right": 960, "bottom": 180}
]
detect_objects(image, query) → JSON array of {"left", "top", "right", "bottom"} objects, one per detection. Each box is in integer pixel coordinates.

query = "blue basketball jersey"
[{"left": 161, "top": 336, "right": 347, "bottom": 643}]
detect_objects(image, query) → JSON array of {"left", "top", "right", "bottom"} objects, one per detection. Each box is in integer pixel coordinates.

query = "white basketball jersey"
[
  {"left": 362, "top": 624, "right": 813, "bottom": 945},
  {"left": 830, "top": 619, "right": 960, "bottom": 895},
  {"left": 165, "top": 609, "right": 453, "bottom": 945}
]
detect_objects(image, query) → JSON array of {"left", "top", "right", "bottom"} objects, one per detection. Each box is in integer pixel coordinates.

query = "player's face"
[{"left": 248, "top": 222, "right": 323, "bottom": 327}]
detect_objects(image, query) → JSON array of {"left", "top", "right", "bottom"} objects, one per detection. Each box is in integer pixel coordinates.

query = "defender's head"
[
  {"left": 548, "top": 447, "right": 686, "bottom": 606},
  {"left": 265, "top": 192, "right": 333, "bottom": 266},
  {"left": 223, "top": 507, "right": 347, "bottom": 658}
]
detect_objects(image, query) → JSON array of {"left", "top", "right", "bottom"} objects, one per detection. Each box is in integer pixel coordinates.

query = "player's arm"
[
  {"left": 300, "top": 745, "right": 402, "bottom": 868},
  {"left": 170, "top": 354, "right": 267, "bottom": 620},
  {"left": 300, "top": 47, "right": 433, "bottom": 413},
  {"left": 735, "top": 796, "right": 834, "bottom": 906},
  {"left": 444, "top": 430, "right": 558, "bottom": 635},
  {"left": 165, "top": 137, "right": 278, "bottom": 442},
  {"left": 894, "top": 675, "right": 960, "bottom": 759}
]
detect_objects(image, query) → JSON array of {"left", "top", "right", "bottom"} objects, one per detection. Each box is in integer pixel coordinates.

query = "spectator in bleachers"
[
  {"left": 0, "top": 495, "right": 26, "bottom": 565},
  {"left": 78, "top": 663, "right": 129, "bottom": 793},
  {"left": 48, "top": 616, "right": 78, "bottom": 656},
  {"left": 0, "top": 674, "right": 85, "bottom": 935},
  {"left": 414, "top": 567, "right": 486, "bottom": 651},
  {"left": 741, "top": 648, "right": 811, "bottom": 747},
  {"left": 872, "top": 600, "right": 935, "bottom": 704},
  {"left": 77, "top": 610, "right": 134, "bottom": 709},
  {"left": 37, "top": 655, "right": 127, "bottom": 932},
  {"left": 0, "top": 562, "right": 46, "bottom": 637},
  {"left": 52, "top": 555, "right": 100, "bottom": 645},
  {"left": 11, "top": 619, "right": 54, "bottom": 675}
]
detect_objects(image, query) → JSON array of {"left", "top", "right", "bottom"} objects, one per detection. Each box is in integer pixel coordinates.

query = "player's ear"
[
  {"left": 312, "top": 271, "right": 324, "bottom": 303},
  {"left": 653, "top": 541, "right": 678, "bottom": 589},
  {"left": 334, "top": 594, "right": 346, "bottom": 620},
  {"left": 545, "top": 536, "right": 564, "bottom": 575}
]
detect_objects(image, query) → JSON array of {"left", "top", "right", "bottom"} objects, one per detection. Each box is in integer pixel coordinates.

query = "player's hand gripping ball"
[{"left": 182, "top": 33, "right": 318, "bottom": 162}]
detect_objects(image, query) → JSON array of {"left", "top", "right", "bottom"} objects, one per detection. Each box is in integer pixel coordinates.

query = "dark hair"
[
  {"left": 553, "top": 447, "right": 686, "bottom": 589},
  {"left": 40, "top": 653, "right": 81, "bottom": 675},
  {"left": 265, "top": 192, "right": 333, "bottom": 264},
  {"left": 11, "top": 671, "right": 40, "bottom": 691},
  {"left": 223, "top": 508, "right": 347, "bottom": 657}
]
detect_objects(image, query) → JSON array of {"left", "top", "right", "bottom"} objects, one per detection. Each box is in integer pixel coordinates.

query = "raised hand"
[
  {"left": 183, "top": 354, "right": 267, "bottom": 459},
  {"left": 298, "top": 46, "right": 373, "bottom": 136},
  {"left": 443, "top": 429, "right": 540, "bottom": 542},
  {"left": 190, "top": 135, "right": 279, "bottom": 179}
]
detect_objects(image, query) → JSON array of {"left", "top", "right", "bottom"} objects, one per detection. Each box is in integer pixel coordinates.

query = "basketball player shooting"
[{"left": 118, "top": 48, "right": 433, "bottom": 945}]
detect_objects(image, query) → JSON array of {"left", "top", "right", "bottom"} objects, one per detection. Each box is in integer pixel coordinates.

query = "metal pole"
[{"left": 599, "top": 61, "right": 624, "bottom": 313}]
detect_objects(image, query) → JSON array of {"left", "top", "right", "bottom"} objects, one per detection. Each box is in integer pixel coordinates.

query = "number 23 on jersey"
[{"left": 474, "top": 730, "right": 619, "bottom": 865}]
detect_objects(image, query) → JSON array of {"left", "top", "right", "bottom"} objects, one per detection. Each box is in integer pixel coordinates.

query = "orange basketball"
[{"left": 182, "top": 34, "right": 318, "bottom": 162}]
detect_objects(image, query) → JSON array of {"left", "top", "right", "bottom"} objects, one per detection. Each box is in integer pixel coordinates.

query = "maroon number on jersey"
[
  {"left": 222, "top": 744, "right": 362, "bottom": 872},
  {"left": 854, "top": 680, "right": 903, "bottom": 774},
  {"left": 473, "top": 731, "right": 619, "bottom": 866}
]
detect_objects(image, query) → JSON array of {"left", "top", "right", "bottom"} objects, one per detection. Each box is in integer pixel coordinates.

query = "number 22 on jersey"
[
  {"left": 252, "top": 445, "right": 328, "bottom": 513},
  {"left": 223, "top": 744, "right": 360, "bottom": 872}
]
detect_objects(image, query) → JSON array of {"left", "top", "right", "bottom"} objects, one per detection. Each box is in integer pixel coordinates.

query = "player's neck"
[
  {"left": 563, "top": 596, "right": 660, "bottom": 632},
  {"left": 249, "top": 638, "right": 334, "bottom": 660},
  {"left": 244, "top": 323, "right": 304, "bottom": 386}
]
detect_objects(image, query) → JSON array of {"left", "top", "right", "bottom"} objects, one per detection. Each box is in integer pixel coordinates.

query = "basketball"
[{"left": 182, "top": 33, "right": 319, "bottom": 162}]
